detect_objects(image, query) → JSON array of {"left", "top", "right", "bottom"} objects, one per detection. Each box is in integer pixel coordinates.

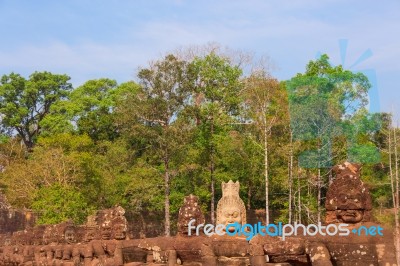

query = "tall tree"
[
  {"left": 242, "top": 71, "right": 281, "bottom": 224},
  {"left": 189, "top": 52, "right": 242, "bottom": 224},
  {"left": 69, "top": 78, "right": 125, "bottom": 141},
  {"left": 117, "top": 54, "right": 190, "bottom": 236},
  {"left": 286, "top": 54, "right": 373, "bottom": 223},
  {"left": 0, "top": 72, "right": 72, "bottom": 151}
]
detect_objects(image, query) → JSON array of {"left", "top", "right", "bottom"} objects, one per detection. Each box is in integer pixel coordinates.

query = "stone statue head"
[
  {"left": 84, "top": 215, "right": 99, "bottom": 242},
  {"left": 178, "top": 194, "right": 205, "bottom": 235},
  {"left": 325, "top": 162, "right": 372, "bottom": 224},
  {"left": 63, "top": 224, "right": 76, "bottom": 244},
  {"left": 112, "top": 216, "right": 128, "bottom": 240},
  {"left": 100, "top": 220, "right": 112, "bottom": 240},
  {"left": 216, "top": 180, "right": 246, "bottom": 231}
]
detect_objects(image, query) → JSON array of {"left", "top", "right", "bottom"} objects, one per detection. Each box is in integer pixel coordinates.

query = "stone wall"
[
  {"left": 0, "top": 192, "right": 36, "bottom": 234},
  {"left": 0, "top": 209, "right": 36, "bottom": 234}
]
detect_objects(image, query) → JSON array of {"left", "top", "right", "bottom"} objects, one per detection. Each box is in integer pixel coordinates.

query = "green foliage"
[
  {"left": 0, "top": 52, "right": 395, "bottom": 228},
  {"left": 287, "top": 54, "right": 374, "bottom": 168},
  {"left": 190, "top": 52, "right": 243, "bottom": 115},
  {"left": 32, "top": 183, "right": 93, "bottom": 224},
  {"left": 0, "top": 72, "right": 72, "bottom": 150}
]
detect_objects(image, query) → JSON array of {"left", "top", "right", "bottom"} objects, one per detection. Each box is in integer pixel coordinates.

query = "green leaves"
[
  {"left": 0, "top": 71, "right": 72, "bottom": 150},
  {"left": 287, "top": 54, "right": 374, "bottom": 167},
  {"left": 190, "top": 52, "right": 243, "bottom": 116},
  {"left": 0, "top": 51, "right": 391, "bottom": 227},
  {"left": 32, "top": 183, "right": 93, "bottom": 224}
]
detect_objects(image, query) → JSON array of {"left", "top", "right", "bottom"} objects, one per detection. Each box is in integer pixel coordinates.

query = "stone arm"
[
  {"left": 305, "top": 241, "right": 333, "bottom": 266},
  {"left": 72, "top": 244, "right": 83, "bottom": 265},
  {"left": 83, "top": 243, "right": 94, "bottom": 266}
]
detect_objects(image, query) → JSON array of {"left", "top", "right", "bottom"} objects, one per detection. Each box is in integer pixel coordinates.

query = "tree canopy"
[{"left": 0, "top": 52, "right": 396, "bottom": 232}]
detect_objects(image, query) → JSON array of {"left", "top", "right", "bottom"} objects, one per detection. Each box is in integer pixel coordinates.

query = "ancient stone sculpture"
[
  {"left": 216, "top": 180, "right": 246, "bottom": 230},
  {"left": 317, "top": 161, "right": 397, "bottom": 266},
  {"left": 83, "top": 206, "right": 127, "bottom": 266},
  {"left": 177, "top": 194, "right": 205, "bottom": 236},
  {"left": 203, "top": 180, "right": 250, "bottom": 266},
  {"left": 1, "top": 171, "right": 399, "bottom": 266},
  {"left": 325, "top": 161, "right": 372, "bottom": 224},
  {"left": 58, "top": 222, "right": 77, "bottom": 265}
]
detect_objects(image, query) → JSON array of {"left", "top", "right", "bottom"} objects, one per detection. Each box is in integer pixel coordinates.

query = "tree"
[
  {"left": 189, "top": 52, "right": 242, "bottom": 224},
  {"left": 286, "top": 54, "right": 374, "bottom": 223},
  {"left": 71, "top": 79, "right": 131, "bottom": 141},
  {"left": 41, "top": 79, "right": 138, "bottom": 142},
  {"left": 0, "top": 133, "right": 94, "bottom": 211},
  {"left": 32, "top": 183, "right": 92, "bottom": 224},
  {"left": 242, "top": 71, "right": 281, "bottom": 224},
  {"left": 117, "top": 54, "right": 191, "bottom": 236},
  {"left": 0, "top": 72, "right": 72, "bottom": 151}
]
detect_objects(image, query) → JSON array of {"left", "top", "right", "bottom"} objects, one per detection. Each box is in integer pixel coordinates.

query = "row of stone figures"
[{"left": 0, "top": 162, "right": 398, "bottom": 266}]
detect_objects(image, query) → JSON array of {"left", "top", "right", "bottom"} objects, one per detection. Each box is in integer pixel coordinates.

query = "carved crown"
[{"left": 222, "top": 180, "right": 240, "bottom": 197}]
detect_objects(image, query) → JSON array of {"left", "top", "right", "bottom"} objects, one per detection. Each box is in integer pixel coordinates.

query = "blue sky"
[{"left": 0, "top": 0, "right": 399, "bottom": 120}]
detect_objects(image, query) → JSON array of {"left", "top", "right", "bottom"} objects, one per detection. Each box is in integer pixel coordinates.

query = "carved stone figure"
[
  {"left": 112, "top": 211, "right": 128, "bottom": 241},
  {"left": 85, "top": 214, "right": 100, "bottom": 243},
  {"left": 216, "top": 180, "right": 246, "bottom": 231},
  {"left": 42, "top": 225, "right": 60, "bottom": 266},
  {"left": 249, "top": 234, "right": 310, "bottom": 266},
  {"left": 177, "top": 194, "right": 205, "bottom": 236},
  {"left": 83, "top": 206, "right": 127, "bottom": 266},
  {"left": 311, "top": 161, "right": 396, "bottom": 266},
  {"left": 325, "top": 161, "right": 372, "bottom": 224},
  {"left": 203, "top": 180, "right": 249, "bottom": 266},
  {"left": 58, "top": 222, "right": 77, "bottom": 265}
]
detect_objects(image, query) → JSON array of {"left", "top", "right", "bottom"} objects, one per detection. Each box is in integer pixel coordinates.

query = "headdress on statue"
[{"left": 216, "top": 180, "right": 246, "bottom": 226}]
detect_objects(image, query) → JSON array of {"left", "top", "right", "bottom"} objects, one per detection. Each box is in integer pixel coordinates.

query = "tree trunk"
[
  {"left": 317, "top": 168, "right": 321, "bottom": 224},
  {"left": 394, "top": 124, "right": 400, "bottom": 265},
  {"left": 307, "top": 173, "right": 310, "bottom": 222},
  {"left": 210, "top": 115, "right": 215, "bottom": 225},
  {"left": 164, "top": 157, "right": 171, "bottom": 236},
  {"left": 389, "top": 123, "right": 395, "bottom": 213},
  {"left": 247, "top": 183, "right": 252, "bottom": 210},
  {"left": 288, "top": 130, "right": 293, "bottom": 224},
  {"left": 298, "top": 166, "right": 301, "bottom": 224},
  {"left": 264, "top": 115, "right": 269, "bottom": 225}
]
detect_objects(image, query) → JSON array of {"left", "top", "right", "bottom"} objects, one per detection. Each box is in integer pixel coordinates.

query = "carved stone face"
[
  {"left": 325, "top": 162, "right": 372, "bottom": 224},
  {"left": 100, "top": 224, "right": 112, "bottom": 240},
  {"left": 64, "top": 228, "right": 76, "bottom": 244},
  {"left": 216, "top": 181, "right": 247, "bottom": 229},
  {"left": 335, "top": 190, "right": 365, "bottom": 223},
  {"left": 113, "top": 223, "right": 127, "bottom": 240},
  {"left": 85, "top": 227, "right": 97, "bottom": 242},
  {"left": 337, "top": 191, "right": 363, "bottom": 209},
  {"left": 220, "top": 207, "right": 242, "bottom": 228},
  {"left": 32, "top": 226, "right": 45, "bottom": 245},
  {"left": 336, "top": 209, "right": 364, "bottom": 223}
]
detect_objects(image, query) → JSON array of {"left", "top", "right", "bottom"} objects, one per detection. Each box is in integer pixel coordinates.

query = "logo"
[{"left": 187, "top": 219, "right": 383, "bottom": 240}]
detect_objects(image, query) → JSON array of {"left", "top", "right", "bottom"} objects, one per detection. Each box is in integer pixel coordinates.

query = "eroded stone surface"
[
  {"left": 325, "top": 161, "right": 372, "bottom": 224},
  {"left": 217, "top": 180, "right": 247, "bottom": 229},
  {"left": 0, "top": 175, "right": 398, "bottom": 266},
  {"left": 178, "top": 194, "right": 205, "bottom": 236}
]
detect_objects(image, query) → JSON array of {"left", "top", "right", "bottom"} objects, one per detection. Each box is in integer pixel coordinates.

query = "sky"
[{"left": 0, "top": 0, "right": 399, "bottom": 120}]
